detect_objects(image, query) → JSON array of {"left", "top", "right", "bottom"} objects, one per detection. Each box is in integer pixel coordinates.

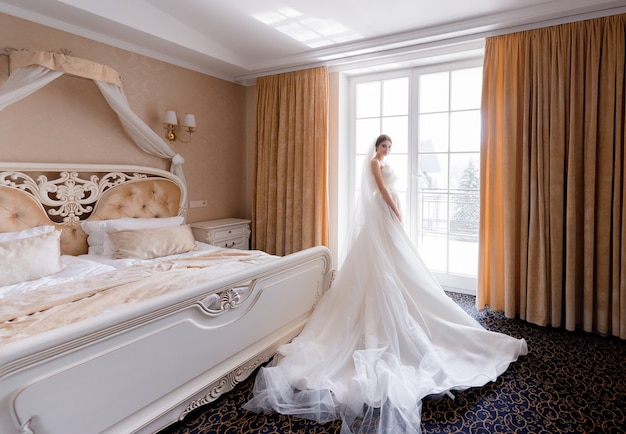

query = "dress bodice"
[{"left": 382, "top": 164, "right": 398, "bottom": 190}]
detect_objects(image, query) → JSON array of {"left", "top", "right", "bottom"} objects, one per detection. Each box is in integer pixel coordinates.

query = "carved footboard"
[{"left": 0, "top": 246, "right": 334, "bottom": 434}]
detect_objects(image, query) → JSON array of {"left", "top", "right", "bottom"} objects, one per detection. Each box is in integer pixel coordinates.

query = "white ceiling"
[{"left": 1, "top": 0, "right": 625, "bottom": 84}]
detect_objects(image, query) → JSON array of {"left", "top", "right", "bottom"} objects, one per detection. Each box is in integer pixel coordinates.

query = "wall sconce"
[{"left": 163, "top": 110, "right": 196, "bottom": 143}]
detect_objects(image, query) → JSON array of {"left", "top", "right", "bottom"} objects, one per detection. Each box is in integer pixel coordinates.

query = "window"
[
  {"left": 348, "top": 60, "right": 483, "bottom": 292},
  {"left": 354, "top": 76, "right": 409, "bottom": 218}
]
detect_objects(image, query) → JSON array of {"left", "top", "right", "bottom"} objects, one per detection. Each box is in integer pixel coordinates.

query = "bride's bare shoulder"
[{"left": 371, "top": 158, "right": 386, "bottom": 169}]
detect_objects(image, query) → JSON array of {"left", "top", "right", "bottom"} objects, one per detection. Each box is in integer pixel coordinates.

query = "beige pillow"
[
  {"left": 0, "top": 230, "right": 63, "bottom": 286},
  {"left": 81, "top": 216, "right": 185, "bottom": 256},
  {"left": 107, "top": 224, "right": 197, "bottom": 259}
]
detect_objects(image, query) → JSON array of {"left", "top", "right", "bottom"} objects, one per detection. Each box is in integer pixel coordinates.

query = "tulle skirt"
[{"left": 244, "top": 200, "right": 527, "bottom": 433}]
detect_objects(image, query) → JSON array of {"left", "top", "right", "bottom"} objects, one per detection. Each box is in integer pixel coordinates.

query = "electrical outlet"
[{"left": 189, "top": 199, "right": 208, "bottom": 208}]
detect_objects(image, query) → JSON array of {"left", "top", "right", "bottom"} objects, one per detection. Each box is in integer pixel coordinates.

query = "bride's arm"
[{"left": 370, "top": 159, "right": 402, "bottom": 221}]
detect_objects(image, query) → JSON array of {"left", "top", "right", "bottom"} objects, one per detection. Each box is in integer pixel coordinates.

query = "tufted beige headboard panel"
[
  {"left": 0, "top": 164, "right": 187, "bottom": 255},
  {"left": 90, "top": 179, "right": 181, "bottom": 221},
  {"left": 0, "top": 185, "right": 88, "bottom": 255},
  {"left": 0, "top": 185, "right": 56, "bottom": 232}
]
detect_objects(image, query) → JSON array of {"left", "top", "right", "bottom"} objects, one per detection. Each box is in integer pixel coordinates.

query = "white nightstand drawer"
[
  {"left": 210, "top": 225, "right": 248, "bottom": 241},
  {"left": 216, "top": 238, "right": 248, "bottom": 249}
]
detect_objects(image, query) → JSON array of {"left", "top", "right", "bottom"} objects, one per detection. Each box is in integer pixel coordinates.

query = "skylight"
[{"left": 252, "top": 7, "right": 360, "bottom": 48}]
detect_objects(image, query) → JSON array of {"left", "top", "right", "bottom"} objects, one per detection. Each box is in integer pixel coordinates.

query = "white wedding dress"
[{"left": 244, "top": 148, "right": 528, "bottom": 433}]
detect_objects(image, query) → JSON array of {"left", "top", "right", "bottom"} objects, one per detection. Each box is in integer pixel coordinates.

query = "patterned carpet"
[{"left": 159, "top": 292, "right": 626, "bottom": 434}]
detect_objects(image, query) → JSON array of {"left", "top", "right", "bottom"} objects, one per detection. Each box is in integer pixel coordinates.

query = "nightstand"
[{"left": 190, "top": 218, "right": 251, "bottom": 250}]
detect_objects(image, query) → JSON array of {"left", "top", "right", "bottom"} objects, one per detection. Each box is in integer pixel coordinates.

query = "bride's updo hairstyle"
[{"left": 375, "top": 134, "right": 392, "bottom": 149}]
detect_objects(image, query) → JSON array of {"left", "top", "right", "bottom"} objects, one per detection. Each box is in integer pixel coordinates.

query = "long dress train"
[{"left": 244, "top": 157, "right": 528, "bottom": 433}]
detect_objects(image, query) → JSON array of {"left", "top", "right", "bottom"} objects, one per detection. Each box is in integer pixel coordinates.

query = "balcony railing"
[{"left": 418, "top": 190, "right": 479, "bottom": 242}]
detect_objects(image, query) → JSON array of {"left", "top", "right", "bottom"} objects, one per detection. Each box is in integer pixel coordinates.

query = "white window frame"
[{"left": 340, "top": 57, "right": 483, "bottom": 294}]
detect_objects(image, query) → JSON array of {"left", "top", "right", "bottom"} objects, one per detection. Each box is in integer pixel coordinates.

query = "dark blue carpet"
[{"left": 160, "top": 292, "right": 626, "bottom": 434}]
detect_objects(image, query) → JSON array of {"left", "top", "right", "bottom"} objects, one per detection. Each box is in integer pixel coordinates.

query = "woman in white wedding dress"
[{"left": 244, "top": 134, "right": 528, "bottom": 433}]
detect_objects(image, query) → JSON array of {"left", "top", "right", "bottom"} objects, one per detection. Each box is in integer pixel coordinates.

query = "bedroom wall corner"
[
  {"left": 244, "top": 84, "right": 257, "bottom": 220},
  {"left": 0, "top": 12, "right": 248, "bottom": 224},
  {"left": 328, "top": 71, "right": 341, "bottom": 267}
]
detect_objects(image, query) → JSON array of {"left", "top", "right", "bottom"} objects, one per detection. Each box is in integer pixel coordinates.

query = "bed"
[{"left": 0, "top": 162, "right": 334, "bottom": 434}]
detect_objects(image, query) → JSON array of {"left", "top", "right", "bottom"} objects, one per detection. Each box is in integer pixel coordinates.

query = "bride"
[{"left": 244, "top": 134, "right": 528, "bottom": 433}]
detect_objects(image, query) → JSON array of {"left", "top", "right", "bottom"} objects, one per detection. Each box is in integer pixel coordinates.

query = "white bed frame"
[{"left": 0, "top": 163, "right": 334, "bottom": 434}]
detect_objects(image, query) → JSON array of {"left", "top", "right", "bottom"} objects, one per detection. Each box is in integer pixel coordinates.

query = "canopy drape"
[
  {"left": 253, "top": 66, "right": 329, "bottom": 255},
  {"left": 0, "top": 50, "right": 186, "bottom": 205},
  {"left": 479, "top": 14, "right": 626, "bottom": 339}
]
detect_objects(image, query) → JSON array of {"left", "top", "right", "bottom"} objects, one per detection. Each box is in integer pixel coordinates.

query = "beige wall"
[{"left": 0, "top": 12, "right": 248, "bottom": 224}]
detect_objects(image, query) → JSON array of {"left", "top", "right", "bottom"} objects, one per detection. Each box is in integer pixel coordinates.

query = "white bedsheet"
[
  {"left": 0, "top": 244, "right": 278, "bottom": 345},
  {"left": 0, "top": 255, "right": 116, "bottom": 300},
  {"left": 0, "top": 242, "right": 221, "bottom": 301}
]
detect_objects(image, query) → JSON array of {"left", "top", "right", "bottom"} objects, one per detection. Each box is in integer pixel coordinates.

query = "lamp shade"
[
  {"left": 182, "top": 113, "right": 196, "bottom": 128},
  {"left": 162, "top": 110, "right": 178, "bottom": 125}
]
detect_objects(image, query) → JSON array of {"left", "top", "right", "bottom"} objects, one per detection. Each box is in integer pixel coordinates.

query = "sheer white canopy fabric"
[
  {"left": 0, "top": 50, "right": 186, "bottom": 204},
  {"left": 0, "top": 65, "right": 62, "bottom": 111},
  {"left": 94, "top": 81, "right": 186, "bottom": 188}
]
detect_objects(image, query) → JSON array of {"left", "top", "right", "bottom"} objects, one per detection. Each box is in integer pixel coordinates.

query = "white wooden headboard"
[{"left": 0, "top": 162, "right": 187, "bottom": 255}]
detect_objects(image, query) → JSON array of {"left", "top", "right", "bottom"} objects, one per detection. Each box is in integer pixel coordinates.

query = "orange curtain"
[
  {"left": 252, "top": 66, "right": 329, "bottom": 255},
  {"left": 479, "top": 14, "right": 626, "bottom": 338}
]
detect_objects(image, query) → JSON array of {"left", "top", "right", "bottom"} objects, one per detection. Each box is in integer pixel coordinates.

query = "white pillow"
[
  {"left": 0, "top": 225, "right": 55, "bottom": 243},
  {"left": 0, "top": 230, "right": 63, "bottom": 286},
  {"left": 81, "top": 216, "right": 184, "bottom": 256},
  {"left": 107, "top": 225, "right": 197, "bottom": 259}
]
